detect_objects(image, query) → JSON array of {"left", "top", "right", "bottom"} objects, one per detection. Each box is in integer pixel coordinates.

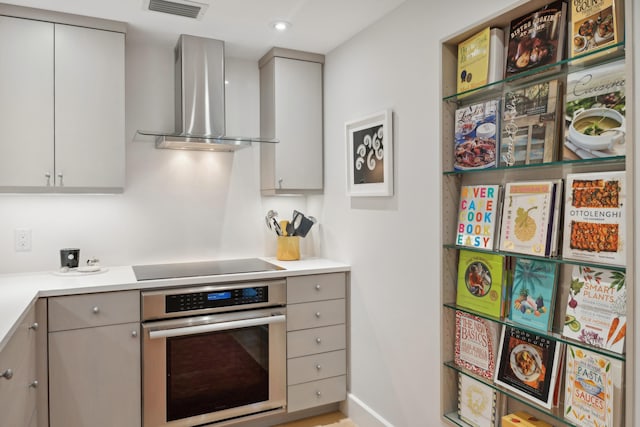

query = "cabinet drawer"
[
  {"left": 287, "top": 324, "right": 346, "bottom": 358},
  {"left": 288, "top": 350, "right": 346, "bottom": 385},
  {"left": 287, "top": 273, "right": 346, "bottom": 303},
  {"left": 48, "top": 290, "right": 139, "bottom": 331},
  {"left": 287, "top": 375, "right": 347, "bottom": 413},
  {"left": 287, "top": 299, "right": 345, "bottom": 331},
  {"left": 0, "top": 306, "right": 38, "bottom": 427}
]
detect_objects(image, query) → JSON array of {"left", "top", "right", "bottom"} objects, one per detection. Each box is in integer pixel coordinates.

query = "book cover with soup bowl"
[
  {"left": 568, "top": 107, "right": 625, "bottom": 152},
  {"left": 563, "top": 59, "right": 626, "bottom": 160}
]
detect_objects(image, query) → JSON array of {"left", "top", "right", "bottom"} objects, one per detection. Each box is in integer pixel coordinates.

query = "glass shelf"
[
  {"left": 443, "top": 303, "right": 626, "bottom": 362},
  {"left": 444, "top": 361, "right": 580, "bottom": 427},
  {"left": 443, "top": 41, "right": 625, "bottom": 102},
  {"left": 442, "top": 244, "right": 626, "bottom": 273},
  {"left": 442, "top": 155, "right": 625, "bottom": 176}
]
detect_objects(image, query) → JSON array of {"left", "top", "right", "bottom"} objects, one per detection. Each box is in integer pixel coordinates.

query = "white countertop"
[{"left": 0, "top": 257, "right": 349, "bottom": 352}]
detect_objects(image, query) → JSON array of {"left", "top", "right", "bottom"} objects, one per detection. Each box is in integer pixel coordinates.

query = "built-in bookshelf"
[{"left": 439, "top": 0, "right": 634, "bottom": 425}]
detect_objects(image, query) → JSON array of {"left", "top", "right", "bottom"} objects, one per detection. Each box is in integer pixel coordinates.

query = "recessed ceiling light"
[{"left": 272, "top": 21, "right": 291, "bottom": 32}]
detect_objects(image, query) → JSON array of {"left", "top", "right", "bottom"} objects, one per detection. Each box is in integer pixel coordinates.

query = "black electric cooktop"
[{"left": 132, "top": 258, "right": 282, "bottom": 281}]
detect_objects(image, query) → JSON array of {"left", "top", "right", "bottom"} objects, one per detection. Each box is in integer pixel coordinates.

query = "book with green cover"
[
  {"left": 456, "top": 250, "right": 506, "bottom": 318},
  {"left": 509, "top": 258, "right": 558, "bottom": 333}
]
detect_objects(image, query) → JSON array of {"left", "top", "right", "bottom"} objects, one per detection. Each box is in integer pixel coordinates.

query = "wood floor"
[{"left": 273, "top": 411, "right": 349, "bottom": 427}]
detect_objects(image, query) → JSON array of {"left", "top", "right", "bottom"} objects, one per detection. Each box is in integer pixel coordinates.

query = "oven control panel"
[{"left": 165, "top": 286, "right": 268, "bottom": 313}]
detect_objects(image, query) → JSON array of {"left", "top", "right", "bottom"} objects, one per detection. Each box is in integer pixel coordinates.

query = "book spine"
[{"left": 488, "top": 28, "right": 505, "bottom": 83}]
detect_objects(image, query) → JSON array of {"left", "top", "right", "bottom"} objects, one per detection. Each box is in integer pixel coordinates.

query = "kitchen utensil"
[
  {"left": 290, "top": 210, "right": 315, "bottom": 237},
  {"left": 265, "top": 211, "right": 282, "bottom": 236}
]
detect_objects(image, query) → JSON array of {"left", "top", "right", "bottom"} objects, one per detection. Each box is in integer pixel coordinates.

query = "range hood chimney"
[{"left": 137, "top": 35, "right": 277, "bottom": 151}]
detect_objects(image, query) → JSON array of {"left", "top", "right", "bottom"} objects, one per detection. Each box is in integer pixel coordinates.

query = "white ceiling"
[{"left": 2, "top": 0, "right": 406, "bottom": 59}]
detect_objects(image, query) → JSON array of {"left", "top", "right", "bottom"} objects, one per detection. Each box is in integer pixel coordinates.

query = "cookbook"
[
  {"left": 456, "top": 250, "right": 506, "bottom": 318},
  {"left": 499, "top": 180, "right": 560, "bottom": 257},
  {"left": 563, "top": 59, "right": 626, "bottom": 160},
  {"left": 509, "top": 258, "right": 558, "bottom": 333},
  {"left": 562, "top": 265, "right": 626, "bottom": 354},
  {"left": 454, "top": 310, "right": 501, "bottom": 380},
  {"left": 454, "top": 99, "right": 500, "bottom": 171},
  {"left": 499, "top": 79, "right": 562, "bottom": 167},
  {"left": 457, "top": 27, "right": 505, "bottom": 94},
  {"left": 562, "top": 171, "right": 626, "bottom": 266},
  {"left": 458, "top": 374, "right": 500, "bottom": 427},
  {"left": 505, "top": 0, "right": 567, "bottom": 78},
  {"left": 564, "top": 345, "right": 624, "bottom": 426},
  {"left": 456, "top": 184, "right": 502, "bottom": 250},
  {"left": 494, "top": 325, "right": 562, "bottom": 409},
  {"left": 568, "top": 0, "right": 624, "bottom": 61}
]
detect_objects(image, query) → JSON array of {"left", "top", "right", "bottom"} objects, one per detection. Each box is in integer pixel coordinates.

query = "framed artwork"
[{"left": 345, "top": 109, "right": 393, "bottom": 197}]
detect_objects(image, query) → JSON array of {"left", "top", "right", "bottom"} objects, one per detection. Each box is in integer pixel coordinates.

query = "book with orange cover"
[{"left": 562, "top": 171, "right": 626, "bottom": 266}]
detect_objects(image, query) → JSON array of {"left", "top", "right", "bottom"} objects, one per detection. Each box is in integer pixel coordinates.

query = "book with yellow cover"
[
  {"left": 569, "top": 0, "right": 624, "bottom": 60},
  {"left": 564, "top": 345, "right": 624, "bottom": 426},
  {"left": 457, "top": 27, "right": 504, "bottom": 94}
]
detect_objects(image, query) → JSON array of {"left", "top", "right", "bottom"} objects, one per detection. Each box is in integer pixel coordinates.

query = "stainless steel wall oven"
[{"left": 141, "top": 279, "right": 287, "bottom": 427}]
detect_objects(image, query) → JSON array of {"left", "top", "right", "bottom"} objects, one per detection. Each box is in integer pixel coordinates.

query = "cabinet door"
[
  {"left": 0, "top": 307, "right": 38, "bottom": 427},
  {"left": 54, "top": 25, "right": 125, "bottom": 191},
  {"left": 48, "top": 322, "right": 140, "bottom": 427},
  {"left": 261, "top": 57, "right": 323, "bottom": 193},
  {"left": 0, "top": 17, "right": 54, "bottom": 189}
]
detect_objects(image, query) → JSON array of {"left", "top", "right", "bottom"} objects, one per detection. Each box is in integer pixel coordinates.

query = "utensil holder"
[{"left": 276, "top": 236, "right": 300, "bottom": 261}]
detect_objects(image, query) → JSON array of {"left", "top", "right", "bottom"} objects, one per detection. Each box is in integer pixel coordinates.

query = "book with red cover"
[{"left": 454, "top": 310, "right": 501, "bottom": 380}]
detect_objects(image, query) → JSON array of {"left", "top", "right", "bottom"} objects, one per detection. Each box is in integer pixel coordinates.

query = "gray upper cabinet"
[
  {"left": 260, "top": 49, "right": 324, "bottom": 195},
  {"left": 0, "top": 15, "right": 125, "bottom": 193},
  {"left": 0, "top": 16, "right": 54, "bottom": 190},
  {"left": 54, "top": 25, "right": 125, "bottom": 192}
]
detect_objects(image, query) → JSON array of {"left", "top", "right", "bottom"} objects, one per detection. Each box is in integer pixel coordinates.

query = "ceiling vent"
[{"left": 144, "top": 0, "right": 209, "bottom": 20}]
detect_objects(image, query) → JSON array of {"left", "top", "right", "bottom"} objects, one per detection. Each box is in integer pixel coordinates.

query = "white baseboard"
[{"left": 343, "top": 393, "right": 394, "bottom": 427}]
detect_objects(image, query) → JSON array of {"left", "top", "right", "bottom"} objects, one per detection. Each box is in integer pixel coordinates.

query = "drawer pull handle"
[
  {"left": 315, "top": 338, "right": 322, "bottom": 344},
  {"left": 315, "top": 284, "right": 321, "bottom": 290},
  {"left": 316, "top": 364, "right": 322, "bottom": 370},
  {"left": 315, "top": 312, "right": 321, "bottom": 318},
  {"left": 316, "top": 391, "right": 322, "bottom": 398},
  {"left": 92, "top": 306, "right": 100, "bottom": 314},
  {"left": 29, "top": 322, "right": 39, "bottom": 331},
  {"left": 131, "top": 330, "right": 138, "bottom": 338},
  {"left": 1, "top": 369, "right": 13, "bottom": 380},
  {"left": 29, "top": 380, "right": 38, "bottom": 388}
]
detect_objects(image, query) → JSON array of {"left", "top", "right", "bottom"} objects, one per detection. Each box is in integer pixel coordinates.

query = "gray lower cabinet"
[
  {"left": 48, "top": 291, "right": 140, "bottom": 427},
  {"left": 0, "top": 305, "right": 39, "bottom": 427},
  {"left": 286, "top": 273, "right": 347, "bottom": 412}
]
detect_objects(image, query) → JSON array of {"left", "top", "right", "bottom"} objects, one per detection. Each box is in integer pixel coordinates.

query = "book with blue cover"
[{"left": 508, "top": 258, "right": 558, "bottom": 333}]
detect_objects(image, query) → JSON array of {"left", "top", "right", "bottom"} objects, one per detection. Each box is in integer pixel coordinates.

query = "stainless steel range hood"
[{"left": 137, "top": 35, "right": 277, "bottom": 151}]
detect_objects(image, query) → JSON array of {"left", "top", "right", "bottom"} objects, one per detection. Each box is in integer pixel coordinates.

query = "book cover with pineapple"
[
  {"left": 562, "top": 171, "right": 626, "bottom": 266},
  {"left": 509, "top": 259, "right": 558, "bottom": 333},
  {"left": 564, "top": 345, "right": 624, "bottom": 426},
  {"left": 456, "top": 250, "right": 506, "bottom": 318},
  {"left": 499, "top": 181, "right": 557, "bottom": 257},
  {"left": 562, "top": 265, "right": 626, "bottom": 354}
]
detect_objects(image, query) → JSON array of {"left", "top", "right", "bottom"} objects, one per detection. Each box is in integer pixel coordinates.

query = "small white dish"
[{"left": 52, "top": 267, "right": 108, "bottom": 276}]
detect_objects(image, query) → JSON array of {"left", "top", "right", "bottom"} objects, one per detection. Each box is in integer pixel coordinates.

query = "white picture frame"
[{"left": 345, "top": 109, "right": 393, "bottom": 197}]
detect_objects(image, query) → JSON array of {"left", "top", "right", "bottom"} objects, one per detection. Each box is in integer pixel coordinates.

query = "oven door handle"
[{"left": 147, "top": 314, "right": 286, "bottom": 340}]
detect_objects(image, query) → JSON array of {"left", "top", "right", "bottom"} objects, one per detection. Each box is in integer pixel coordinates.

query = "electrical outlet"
[{"left": 15, "top": 228, "right": 32, "bottom": 252}]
